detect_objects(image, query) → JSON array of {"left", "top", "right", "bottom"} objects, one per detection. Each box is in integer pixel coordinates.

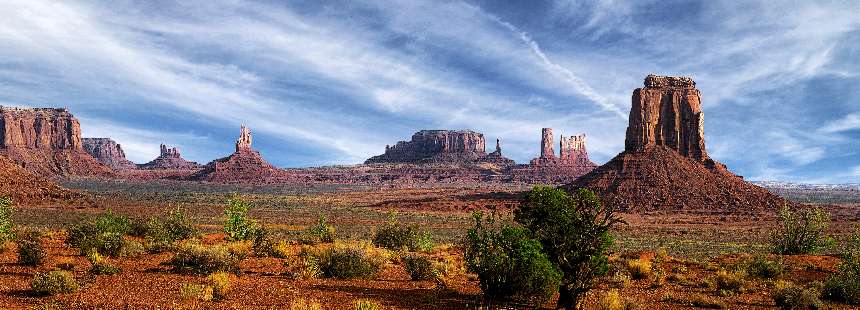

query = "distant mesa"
[
  {"left": 0, "top": 106, "right": 112, "bottom": 178},
  {"left": 365, "top": 130, "right": 515, "bottom": 166},
  {"left": 82, "top": 138, "right": 137, "bottom": 170},
  {"left": 567, "top": 74, "right": 788, "bottom": 212},
  {"left": 138, "top": 144, "right": 202, "bottom": 170},
  {"left": 191, "top": 125, "right": 279, "bottom": 183}
]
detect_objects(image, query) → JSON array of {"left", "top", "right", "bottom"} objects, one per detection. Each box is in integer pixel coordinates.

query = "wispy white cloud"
[{"left": 820, "top": 113, "right": 860, "bottom": 134}]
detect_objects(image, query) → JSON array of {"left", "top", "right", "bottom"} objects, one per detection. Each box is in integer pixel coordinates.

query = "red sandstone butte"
[
  {"left": 0, "top": 106, "right": 112, "bottom": 178},
  {"left": 82, "top": 138, "right": 137, "bottom": 170},
  {"left": 508, "top": 128, "right": 597, "bottom": 183},
  {"left": 365, "top": 130, "right": 515, "bottom": 166},
  {"left": 191, "top": 125, "right": 280, "bottom": 183},
  {"left": 567, "top": 75, "right": 788, "bottom": 213},
  {"left": 138, "top": 144, "right": 202, "bottom": 170}
]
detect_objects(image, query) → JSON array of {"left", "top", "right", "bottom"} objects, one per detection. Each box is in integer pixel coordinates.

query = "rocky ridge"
[
  {"left": 191, "top": 126, "right": 281, "bottom": 183},
  {"left": 138, "top": 144, "right": 202, "bottom": 170},
  {"left": 0, "top": 154, "right": 90, "bottom": 206}
]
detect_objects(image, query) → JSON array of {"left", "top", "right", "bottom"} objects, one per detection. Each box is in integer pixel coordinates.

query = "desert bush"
[
  {"left": 223, "top": 196, "right": 259, "bottom": 242},
  {"left": 16, "top": 230, "right": 46, "bottom": 266},
  {"left": 301, "top": 213, "right": 336, "bottom": 245},
  {"left": 119, "top": 239, "right": 145, "bottom": 257},
  {"left": 179, "top": 283, "right": 211, "bottom": 301},
  {"left": 773, "top": 280, "right": 823, "bottom": 310},
  {"left": 312, "top": 243, "right": 386, "bottom": 279},
  {"left": 598, "top": 289, "right": 637, "bottom": 310},
  {"left": 0, "top": 196, "right": 14, "bottom": 244},
  {"left": 289, "top": 250, "right": 323, "bottom": 279},
  {"left": 31, "top": 271, "right": 78, "bottom": 295},
  {"left": 56, "top": 258, "right": 76, "bottom": 271},
  {"left": 465, "top": 212, "right": 561, "bottom": 302},
  {"left": 715, "top": 269, "right": 745, "bottom": 293},
  {"left": 745, "top": 256, "right": 784, "bottom": 279},
  {"left": 66, "top": 210, "right": 136, "bottom": 256},
  {"left": 144, "top": 207, "right": 197, "bottom": 252},
  {"left": 514, "top": 186, "right": 623, "bottom": 309},
  {"left": 353, "top": 299, "right": 383, "bottom": 310},
  {"left": 169, "top": 242, "right": 241, "bottom": 274},
  {"left": 226, "top": 240, "right": 253, "bottom": 260},
  {"left": 87, "top": 251, "right": 121, "bottom": 275},
  {"left": 207, "top": 272, "right": 232, "bottom": 301},
  {"left": 770, "top": 206, "right": 832, "bottom": 255},
  {"left": 626, "top": 259, "right": 652, "bottom": 280},
  {"left": 402, "top": 253, "right": 436, "bottom": 281},
  {"left": 823, "top": 255, "right": 860, "bottom": 304},
  {"left": 372, "top": 213, "right": 433, "bottom": 252},
  {"left": 689, "top": 294, "right": 726, "bottom": 309},
  {"left": 289, "top": 298, "right": 323, "bottom": 310}
]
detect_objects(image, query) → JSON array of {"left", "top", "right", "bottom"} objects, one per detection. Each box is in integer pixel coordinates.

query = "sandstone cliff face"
[
  {"left": 0, "top": 106, "right": 112, "bottom": 177},
  {"left": 366, "top": 130, "right": 516, "bottom": 165},
  {"left": 568, "top": 75, "right": 788, "bottom": 213},
  {"left": 138, "top": 144, "right": 202, "bottom": 170},
  {"left": 82, "top": 138, "right": 136, "bottom": 170},
  {"left": 540, "top": 128, "right": 554, "bottom": 159},
  {"left": 191, "top": 125, "right": 280, "bottom": 183}
]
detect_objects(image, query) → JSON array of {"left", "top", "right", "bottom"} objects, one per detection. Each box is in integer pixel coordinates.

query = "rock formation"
[
  {"left": 513, "top": 128, "right": 597, "bottom": 183},
  {"left": 365, "top": 130, "right": 513, "bottom": 166},
  {"left": 0, "top": 154, "right": 90, "bottom": 206},
  {"left": 540, "top": 128, "right": 554, "bottom": 159},
  {"left": 191, "top": 125, "right": 279, "bottom": 183},
  {"left": 567, "top": 75, "right": 788, "bottom": 213},
  {"left": 82, "top": 138, "right": 136, "bottom": 170},
  {"left": 0, "top": 106, "right": 112, "bottom": 177},
  {"left": 138, "top": 144, "right": 202, "bottom": 170}
]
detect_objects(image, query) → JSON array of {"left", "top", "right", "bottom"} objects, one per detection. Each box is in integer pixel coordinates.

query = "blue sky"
[{"left": 0, "top": 0, "right": 858, "bottom": 183}]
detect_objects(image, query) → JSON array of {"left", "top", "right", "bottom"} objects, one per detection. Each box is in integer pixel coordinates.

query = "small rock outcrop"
[
  {"left": 0, "top": 106, "right": 112, "bottom": 177},
  {"left": 138, "top": 144, "right": 202, "bottom": 170},
  {"left": 568, "top": 75, "right": 788, "bottom": 213},
  {"left": 191, "top": 125, "right": 279, "bottom": 183},
  {"left": 82, "top": 138, "right": 136, "bottom": 170},
  {"left": 365, "top": 130, "right": 513, "bottom": 166},
  {"left": 512, "top": 128, "right": 597, "bottom": 183}
]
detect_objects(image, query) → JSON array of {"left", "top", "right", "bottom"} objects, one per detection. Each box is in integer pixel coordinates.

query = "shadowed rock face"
[
  {"left": 0, "top": 106, "right": 112, "bottom": 177},
  {"left": 138, "top": 144, "right": 201, "bottom": 170},
  {"left": 568, "top": 75, "right": 788, "bottom": 213},
  {"left": 365, "top": 130, "right": 514, "bottom": 165},
  {"left": 82, "top": 138, "right": 136, "bottom": 170}
]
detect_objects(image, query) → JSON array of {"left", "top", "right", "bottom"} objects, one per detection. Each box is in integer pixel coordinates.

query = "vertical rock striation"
[
  {"left": 540, "top": 128, "right": 554, "bottom": 159},
  {"left": 82, "top": 138, "right": 137, "bottom": 170}
]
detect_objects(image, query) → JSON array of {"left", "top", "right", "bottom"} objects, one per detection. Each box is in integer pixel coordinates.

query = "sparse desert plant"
[
  {"left": 56, "top": 258, "right": 76, "bottom": 271},
  {"left": 626, "top": 259, "right": 652, "bottom": 280},
  {"left": 770, "top": 205, "right": 832, "bottom": 255},
  {"left": 290, "top": 249, "right": 322, "bottom": 279},
  {"left": 289, "top": 298, "right": 323, "bottom": 310},
  {"left": 301, "top": 213, "right": 336, "bottom": 245},
  {"left": 313, "top": 242, "right": 386, "bottom": 279},
  {"left": 144, "top": 207, "right": 198, "bottom": 252},
  {"left": 179, "top": 283, "right": 211, "bottom": 302},
  {"left": 823, "top": 254, "right": 860, "bottom": 304},
  {"left": 465, "top": 212, "right": 561, "bottom": 303},
  {"left": 119, "top": 239, "right": 146, "bottom": 257},
  {"left": 226, "top": 240, "right": 254, "bottom": 260},
  {"left": 207, "top": 272, "right": 232, "bottom": 300},
  {"left": 353, "top": 299, "right": 383, "bottom": 310},
  {"left": 169, "top": 242, "right": 241, "bottom": 274},
  {"left": 372, "top": 212, "right": 433, "bottom": 252},
  {"left": 597, "top": 289, "right": 637, "bottom": 310},
  {"left": 16, "top": 230, "right": 46, "bottom": 266},
  {"left": 514, "top": 186, "right": 623, "bottom": 309},
  {"left": 715, "top": 269, "right": 746, "bottom": 293},
  {"left": 773, "top": 280, "right": 823, "bottom": 310},
  {"left": 223, "top": 196, "right": 260, "bottom": 242},
  {"left": 0, "top": 196, "right": 14, "bottom": 244},
  {"left": 87, "top": 251, "right": 121, "bottom": 275},
  {"left": 745, "top": 255, "right": 784, "bottom": 279},
  {"left": 402, "top": 253, "right": 436, "bottom": 281},
  {"left": 689, "top": 294, "right": 726, "bottom": 309},
  {"left": 31, "top": 271, "right": 78, "bottom": 295},
  {"left": 66, "top": 210, "right": 137, "bottom": 257}
]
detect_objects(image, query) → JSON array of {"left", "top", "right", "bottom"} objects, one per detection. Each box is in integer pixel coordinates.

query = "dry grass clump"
[
  {"left": 169, "top": 242, "right": 241, "bottom": 274},
  {"left": 207, "top": 272, "right": 233, "bottom": 300},
  {"left": 88, "top": 251, "right": 121, "bottom": 275},
  {"left": 626, "top": 259, "right": 652, "bottom": 280},
  {"left": 773, "top": 280, "right": 823, "bottom": 309},
  {"left": 353, "top": 299, "right": 384, "bottom": 310},
  {"left": 689, "top": 293, "right": 726, "bottom": 309},
  {"left": 304, "top": 241, "right": 388, "bottom": 279},
  {"left": 715, "top": 269, "right": 746, "bottom": 293},
  {"left": 289, "top": 298, "right": 323, "bottom": 310},
  {"left": 31, "top": 271, "right": 78, "bottom": 296},
  {"left": 597, "top": 289, "right": 638, "bottom": 310}
]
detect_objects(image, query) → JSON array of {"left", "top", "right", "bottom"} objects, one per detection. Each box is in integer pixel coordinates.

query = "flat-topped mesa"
[
  {"left": 82, "top": 138, "right": 136, "bottom": 170},
  {"left": 366, "top": 129, "right": 504, "bottom": 164},
  {"left": 626, "top": 74, "right": 711, "bottom": 163},
  {"left": 138, "top": 144, "right": 201, "bottom": 170},
  {"left": 0, "top": 106, "right": 112, "bottom": 177}
]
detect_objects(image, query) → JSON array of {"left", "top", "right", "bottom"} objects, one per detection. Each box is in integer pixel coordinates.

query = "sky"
[{"left": 0, "top": 0, "right": 858, "bottom": 183}]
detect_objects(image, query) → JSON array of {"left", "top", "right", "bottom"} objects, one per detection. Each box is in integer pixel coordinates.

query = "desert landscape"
[{"left": 1, "top": 1, "right": 859, "bottom": 310}]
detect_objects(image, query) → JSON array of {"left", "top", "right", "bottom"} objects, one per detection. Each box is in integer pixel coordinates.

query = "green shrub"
[
  {"left": 0, "top": 196, "right": 14, "bottom": 243},
  {"left": 301, "top": 213, "right": 336, "bottom": 245},
  {"left": 402, "top": 254, "right": 436, "bottom": 281},
  {"left": 16, "top": 230, "right": 46, "bottom": 266},
  {"left": 87, "top": 251, "right": 121, "bottom": 275},
  {"left": 372, "top": 213, "right": 432, "bottom": 252},
  {"left": 773, "top": 280, "right": 823, "bottom": 310},
  {"left": 66, "top": 210, "right": 135, "bottom": 256},
  {"left": 169, "top": 242, "right": 241, "bottom": 274},
  {"left": 312, "top": 243, "right": 385, "bottom": 279},
  {"left": 144, "top": 207, "right": 197, "bottom": 252},
  {"left": 514, "top": 186, "right": 623, "bottom": 308},
  {"left": 31, "top": 271, "right": 78, "bottom": 295},
  {"left": 770, "top": 206, "right": 832, "bottom": 255},
  {"left": 745, "top": 256, "right": 784, "bottom": 279},
  {"left": 824, "top": 255, "right": 860, "bottom": 304},
  {"left": 223, "top": 196, "right": 259, "bottom": 241},
  {"left": 465, "top": 213, "right": 561, "bottom": 302}
]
